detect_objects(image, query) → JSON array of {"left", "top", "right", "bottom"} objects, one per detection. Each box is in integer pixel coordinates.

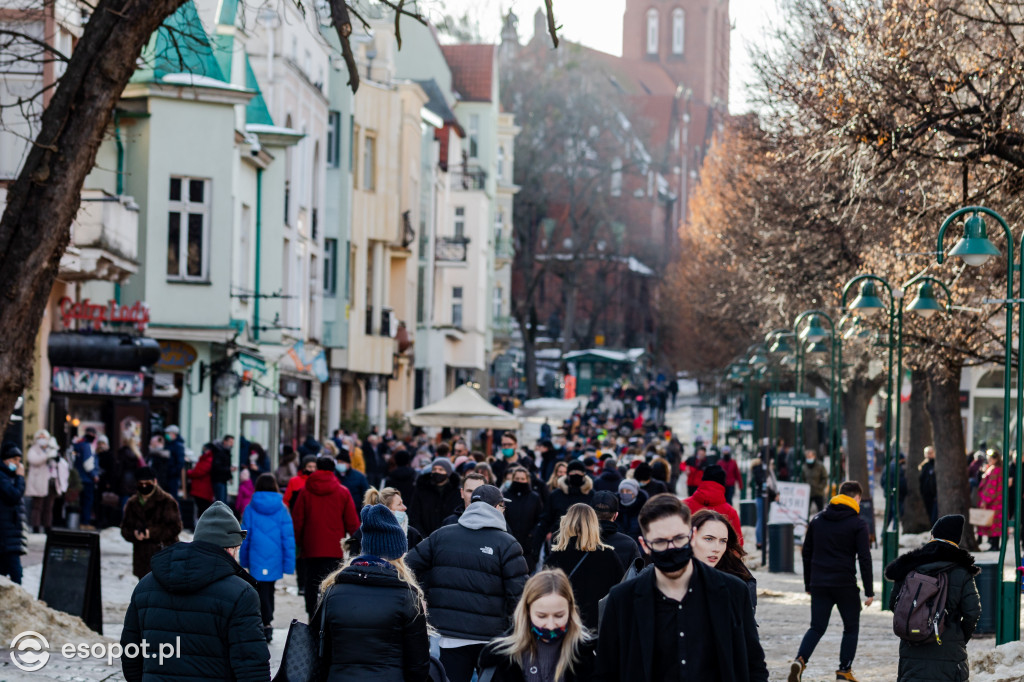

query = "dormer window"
[
  {"left": 672, "top": 9, "right": 685, "bottom": 55},
  {"left": 646, "top": 9, "right": 659, "bottom": 55}
]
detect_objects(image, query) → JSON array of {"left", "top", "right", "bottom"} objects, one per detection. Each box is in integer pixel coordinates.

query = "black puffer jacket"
[
  {"left": 539, "top": 475, "right": 594, "bottom": 537},
  {"left": 884, "top": 541, "right": 982, "bottom": 682},
  {"left": 313, "top": 561, "right": 430, "bottom": 682},
  {"left": 477, "top": 636, "right": 598, "bottom": 682},
  {"left": 504, "top": 482, "right": 543, "bottom": 570},
  {"left": 120, "top": 541, "right": 270, "bottom": 681},
  {"left": 407, "top": 502, "right": 528, "bottom": 640},
  {"left": 0, "top": 466, "right": 26, "bottom": 554},
  {"left": 802, "top": 497, "right": 874, "bottom": 596},
  {"left": 409, "top": 472, "right": 461, "bottom": 537}
]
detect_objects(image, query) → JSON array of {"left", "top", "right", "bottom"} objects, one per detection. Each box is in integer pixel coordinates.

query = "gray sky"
[{"left": 425, "top": 0, "right": 778, "bottom": 114}]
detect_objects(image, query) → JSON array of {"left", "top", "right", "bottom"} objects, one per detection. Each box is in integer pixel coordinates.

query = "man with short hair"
[
  {"left": 492, "top": 432, "right": 527, "bottom": 482},
  {"left": 119, "top": 467, "right": 182, "bottom": 579},
  {"left": 443, "top": 472, "right": 486, "bottom": 526},
  {"left": 163, "top": 425, "right": 186, "bottom": 500},
  {"left": 411, "top": 457, "right": 461, "bottom": 536},
  {"left": 407, "top": 484, "right": 528, "bottom": 682},
  {"left": 801, "top": 449, "right": 829, "bottom": 514},
  {"left": 211, "top": 435, "right": 235, "bottom": 504},
  {"left": 121, "top": 501, "right": 270, "bottom": 680},
  {"left": 596, "top": 493, "right": 767, "bottom": 682},
  {"left": 789, "top": 480, "right": 874, "bottom": 682},
  {"left": 334, "top": 449, "right": 370, "bottom": 512},
  {"left": 593, "top": 490, "right": 641, "bottom": 571}
]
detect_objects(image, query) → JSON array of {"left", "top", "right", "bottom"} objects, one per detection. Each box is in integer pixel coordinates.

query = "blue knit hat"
[{"left": 360, "top": 504, "right": 408, "bottom": 560}]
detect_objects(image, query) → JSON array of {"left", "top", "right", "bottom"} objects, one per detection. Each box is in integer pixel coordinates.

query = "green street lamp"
[
  {"left": 849, "top": 280, "right": 886, "bottom": 314},
  {"left": 800, "top": 314, "right": 830, "bottom": 343},
  {"left": 905, "top": 280, "right": 943, "bottom": 318},
  {"left": 793, "top": 311, "right": 843, "bottom": 493},
  {"left": 936, "top": 206, "right": 1020, "bottom": 644}
]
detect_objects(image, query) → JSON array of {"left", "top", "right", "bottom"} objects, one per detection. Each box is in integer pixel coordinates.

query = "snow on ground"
[{"left": 972, "top": 641, "right": 1024, "bottom": 682}]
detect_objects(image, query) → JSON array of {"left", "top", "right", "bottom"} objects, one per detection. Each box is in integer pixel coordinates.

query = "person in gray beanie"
[
  {"left": 314, "top": 504, "right": 429, "bottom": 681},
  {"left": 121, "top": 501, "right": 269, "bottom": 681},
  {"left": 410, "top": 456, "right": 461, "bottom": 536}
]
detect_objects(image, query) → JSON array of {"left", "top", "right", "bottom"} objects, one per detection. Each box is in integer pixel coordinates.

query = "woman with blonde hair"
[
  {"left": 477, "top": 569, "right": 596, "bottom": 682},
  {"left": 543, "top": 503, "right": 624, "bottom": 629},
  {"left": 314, "top": 504, "right": 430, "bottom": 681},
  {"left": 546, "top": 461, "right": 568, "bottom": 493},
  {"left": 345, "top": 486, "right": 423, "bottom": 556}
]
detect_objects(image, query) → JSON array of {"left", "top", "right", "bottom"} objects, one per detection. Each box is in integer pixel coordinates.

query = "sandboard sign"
[
  {"left": 38, "top": 529, "right": 103, "bottom": 634},
  {"left": 768, "top": 481, "right": 812, "bottom": 541}
]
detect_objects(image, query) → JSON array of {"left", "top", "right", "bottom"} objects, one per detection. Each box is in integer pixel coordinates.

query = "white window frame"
[
  {"left": 646, "top": 9, "right": 659, "bottom": 55},
  {"left": 363, "top": 131, "right": 377, "bottom": 191},
  {"left": 454, "top": 206, "right": 466, "bottom": 239},
  {"left": 166, "top": 176, "right": 211, "bottom": 281},
  {"left": 327, "top": 111, "right": 341, "bottom": 168},
  {"left": 324, "top": 238, "right": 338, "bottom": 296},
  {"left": 468, "top": 114, "right": 480, "bottom": 159},
  {"left": 672, "top": 9, "right": 685, "bottom": 55},
  {"left": 497, "top": 144, "right": 506, "bottom": 180},
  {"left": 493, "top": 286, "right": 503, "bottom": 320},
  {"left": 452, "top": 286, "right": 464, "bottom": 328}
]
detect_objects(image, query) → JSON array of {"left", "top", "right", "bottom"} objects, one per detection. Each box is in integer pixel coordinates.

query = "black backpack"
[{"left": 892, "top": 570, "right": 949, "bottom": 644}]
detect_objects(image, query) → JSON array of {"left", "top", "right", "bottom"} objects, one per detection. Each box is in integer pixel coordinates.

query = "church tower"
[{"left": 622, "top": 0, "right": 730, "bottom": 106}]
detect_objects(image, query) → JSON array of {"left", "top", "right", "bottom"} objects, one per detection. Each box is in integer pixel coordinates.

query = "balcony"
[
  {"left": 60, "top": 190, "right": 140, "bottom": 282},
  {"left": 436, "top": 236, "right": 470, "bottom": 263},
  {"left": 365, "top": 306, "right": 398, "bottom": 337},
  {"left": 450, "top": 165, "right": 487, "bottom": 191},
  {"left": 495, "top": 235, "right": 514, "bottom": 261}
]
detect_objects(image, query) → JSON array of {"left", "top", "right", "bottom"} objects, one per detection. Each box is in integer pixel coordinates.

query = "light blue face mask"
[
  {"left": 393, "top": 510, "right": 408, "bottom": 527},
  {"left": 6, "top": 462, "right": 16, "bottom": 472}
]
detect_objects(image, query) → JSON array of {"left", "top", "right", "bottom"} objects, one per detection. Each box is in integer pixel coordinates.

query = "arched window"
[
  {"left": 672, "top": 8, "right": 685, "bottom": 55},
  {"left": 646, "top": 9, "right": 659, "bottom": 55}
]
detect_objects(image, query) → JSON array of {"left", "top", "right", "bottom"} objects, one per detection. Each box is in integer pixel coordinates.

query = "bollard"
[
  {"left": 739, "top": 500, "right": 758, "bottom": 527},
  {"left": 768, "top": 523, "right": 794, "bottom": 573},
  {"left": 975, "top": 561, "right": 1000, "bottom": 635}
]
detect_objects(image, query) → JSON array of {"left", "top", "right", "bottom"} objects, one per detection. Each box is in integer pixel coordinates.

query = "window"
[
  {"left": 611, "top": 157, "right": 623, "bottom": 197},
  {"left": 352, "top": 124, "right": 360, "bottom": 188},
  {"left": 454, "top": 207, "right": 465, "bottom": 239},
  {"left": 324, "top": 238, "right": 338, "bottom": 296},
  {"left": 468, "top": 114, "right": 480, "bottom": 159},
  {"left": 238, "top": 204, "right": 252, "bottom": 289},
  {"left": 646, "top": 9, "right": 659, "bottom": 55},
  {"left": 416, "top": 264, "right": 426, "bottom": 324},
  {"left": 327, "top": 111, "right": 341, "bottom": 168},
  {"left": 497, "top": 145, "right": 506, "bottom": 180},
  {"left": 672, "top": 9, "right": 685, "bottom": 55},
  {"left": 452, "top": 287, "right": 464, "bottom": 328},
  {"left": 362, "top": 132, "right": 376, "bottom": 191},
  {"left": 493, "top": 286, "right": 503, "bottom": 320},
  {"left": 166, "top": 177, "right": 211, "bottom": 280}
]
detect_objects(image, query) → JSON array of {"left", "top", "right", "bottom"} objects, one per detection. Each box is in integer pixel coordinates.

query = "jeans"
[
  {"left": 213, "top": 482, "right": 228, "bottom": 504},
  {"left": 256, "top": 581, "right": 276, "bottom": 626},
  {"left": 0, "top": 552, "right": 23, "bottom": 584},
  {"left": 797, "top": 586, "right": 862, "bottom": 670},
  {"left": 755, "top": 497, "right": 766, "bottom": 545},
  {"left": 725, "top": 485, "right": 735, "bottom": 506},
  {"left": 304, "top": 557, "right": 342, "bottom": 618},
  {"left": 439, "top": 644, "right": 485, "bottom": 682},
  {"left": 80, "top": 480, "right": 95, "bottom": 526}
]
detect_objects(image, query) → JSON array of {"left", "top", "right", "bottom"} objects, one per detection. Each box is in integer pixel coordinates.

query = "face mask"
[
  {"left": 336, "top": 462, "right": 349, "bottom": 474},
  {"left": 620, "top": 490, "right": 637, "bottom": 506},
  {"left": 530, "top": 624, "right": 567, "bottom": 642},
  {"left": 647, "top": 542, "right": 693, "bottom": 574},
  {"left": 393, "top": 510, "right": 408, "bottom": 528},
  {"left": 806, "top": 458, "right": 814, "bottom": 464},
  {"left": 510, "top": 481, "right": 531, "bottom": 495},
  {"left": 137, "top": 483, "right": 154, "bottom": 495},
  {"left": 431, "top": 472, "right": 449, "bottom": 485},
  {"left": 250, "top": 454, "right": 259, "bottom": 464},
  {"left": 568, "top": 473, "right": 586, "bottom": 488},
  {"left": 303, "top": 469, "right": 314, "bottom": 477},
  {"left": 6, "top": 462, "right": 16, "bottom": 472},
  {"left": 501, "top": 448, "right": 515, "bottom": 458}
]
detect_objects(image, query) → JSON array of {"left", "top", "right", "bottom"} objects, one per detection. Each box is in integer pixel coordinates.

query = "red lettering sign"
[{"left": 58, "top": 297, "right": 150, "bottom": 332}]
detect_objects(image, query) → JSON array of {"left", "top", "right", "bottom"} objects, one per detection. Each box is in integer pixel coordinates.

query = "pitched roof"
[
  {"left": 441, "top": 44, "right": 496, "bottom": 102},
  {"left": 132, "top": 1, "right": 227, "bottom": 85}
]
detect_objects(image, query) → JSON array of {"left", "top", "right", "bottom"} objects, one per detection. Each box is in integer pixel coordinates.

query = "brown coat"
[{"left": 120, "top": 486, "right": 182, "bottom": 578}]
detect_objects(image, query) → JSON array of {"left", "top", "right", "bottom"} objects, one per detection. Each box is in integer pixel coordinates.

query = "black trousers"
[
  {"left": 797, "top": 586, "right": 861, "bottom": 670},
  {"left": 256, "top": 581, "right": 275, "bottom": 626},
  {"left": 304, "top": 557, "right": 342, "bottom": 618},
  {"left": 439, "top": 644, "right": 485, "bottom": 682}
]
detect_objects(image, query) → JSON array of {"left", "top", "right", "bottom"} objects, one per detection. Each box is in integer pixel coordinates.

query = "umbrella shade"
[{"left": 407, "top": 384, "right": 522, "bottom": 430}]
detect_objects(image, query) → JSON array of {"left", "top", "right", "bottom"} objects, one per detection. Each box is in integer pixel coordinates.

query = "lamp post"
[
  {"left": 935, "top": 206, "right": 1021, "bottom": 644},
  {"left": 795, "top": 311, "right": 842, "bottom": 492}
]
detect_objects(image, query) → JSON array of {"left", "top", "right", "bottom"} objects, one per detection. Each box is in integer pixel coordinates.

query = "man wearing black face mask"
[
  {"left": 537, "top": 459, "right": 594, "bottom": 545},
  {"left": 120, "top": 467, "right": 182, "bottom": 578},
  {"left": 595, "top": 494, "right": 767, "bottom": 682},
  {"left": 410, "top": 457, "right": 461, "bottom": 536}
]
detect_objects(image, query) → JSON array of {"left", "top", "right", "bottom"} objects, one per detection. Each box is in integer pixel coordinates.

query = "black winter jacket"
[
  {"left": 614, "top": 490, "right": 648, "bottom": 541},
  {"left": 599, "top": 520, "right": 641, "bottom": 571},
  {"left": 407, "top": 502, "right": 528, "bottom": 640},
  {"left": 477, "top": 636, "right": 598, "bottom": 682},
  {"left": 594, "top": 561, "right": 768, "bottom": 682},
  {"left": 504, "top": 483, "right": 543, "bottom": 569},
  {"left": 884, "top": 541, "right": 982, "bottom": 682},
  {"left": 313, "top": 561, "right": 430, "bottom": 682},
  {"left": 0, "top": 466, "right": 25, "bottom": 554},
  {"left": 802, "top": 499, "right": 874, "bottom": 596},
  {"left": 545, "top": 545, "right": 625, "bottom": 630},
  {"left": 410, "top": 472, "right": 461, "bottom": 537},
  {"left": 539, "top": 476, "right": 594, "bottom": 538},
  {"left": 120, "top": 541, "right": 270, "bottom": 681},
  {"left": 211, "top": 444, "right": 233, "bottom": 484}
]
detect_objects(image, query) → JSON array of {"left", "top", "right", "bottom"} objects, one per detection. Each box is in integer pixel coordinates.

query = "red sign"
[{"left": 58, "top": 297, "right": 150, "bottom": 332}]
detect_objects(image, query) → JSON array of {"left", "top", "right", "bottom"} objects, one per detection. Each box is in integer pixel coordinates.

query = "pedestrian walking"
[
  {"left": 614, "top": 478, "right": 647, "bottom": 540},
  {"left": 789, "top": 480, "right": 874, "bottom": 682},
  {"left": 683, "top": 464, "right": 744, "bottom": 545},
  {"left": 239, "top": 473, "right": 295, "bottom": 643},
  {"left": 683, "top": 445, "right": 709, "bottom": 496},
  {"left": 283, "top": 454, "right": 317, "bottom": 508},
  {"left": 593, "top": 491, "right": 641, "bottom": 571},
  {"left": 72, "top": 427, "right": 99, "bottom": 528},
  {"left": 407, "top": 484, "right": 529, "bottom": 682},
  {"left": 120, "top": 501, "right": 269, "bottom": 680},
  {"left": 595, "top": 493, "right": 767, "bottom": 682},
  {"left": 346, "top": 486, "right": 424, "bottom": 556},
  {"left": 119, "top": 467, "right": 182, "bottom": 579},
  {"left": 546, "top": 462, "right": 568, "bottom": 494},
  {"left": 162, "top": 425, "right": 186, "bottom": 501},
  {"left": 442, "top": 472, "right": 487, "bottom": 526},
  {"left": 235, "top": 468, "right": 255, "bottom": 517},
  {"left": 211, "top": 435, "right": 235, "bottom": 504},
  {"left": 25, "top": 430, "right": 58, "bottom": 532},
  {"left": 720, "top": 446, "right": 742, "bottom": 506},
  {"left": 313, "top": 504, "right": 430, "bottom": 681},
  {"left": 918, "top": 446, "right": 938, "bottom": 525},
  {"left": 505, "top": 465, "right": 544, "bottom": 571},
  {"left": 334, "top": 448, "right": 370, "bottom": 512},
  {"left": 187, "top": 442, "right": 216, "bottom": 519},
  {"left": 544, "top": 503, "right": 624, "bottom": 630},
  {"left": 384, "top": 449, "right": 418, "bottom": 507},
  {"left": 0, "top": 442, "right": 26, "bottom": 584},
  {"left": 275, "top": 446, "right": 298, "bottom": 490},
  {"left": 884, "top": 514, "right": 981, "bottom": 682},
  {"left": 477, "top": 568, "right": 597, "bottom": 682},
  {"left": 633, "top": 462, "right": 667, "bottom": 497},
  {"left": 802, "top": 449, "right": 830, "bottom": 514},
  {"left": 410, "top": 457, "right": 461, "bottom": 536},
  {"left": 539, "top": 460, "right": 594, "bottom": 541},
  {"left": 977, "top": 449, "right": 1003, "bottom": 551},
  {"left": 292, "top": 456, "right": 360, "bottom": 618},
  {"left": 116, "top": 435, "right": 147, "bottom": 512},
  {"left": 691, "top": 509, "right": 757, "bottom": 613}
]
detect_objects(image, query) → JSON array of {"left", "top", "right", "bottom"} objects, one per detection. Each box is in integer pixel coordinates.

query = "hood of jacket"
[
  {"left": 249, "top": 490, "right": 285, "bottom": 515},
  {"left": 691, "top": 480, "right": 727, "bottom": 506},
  {"left": 335, "top": 561, "right": 404, "bottom": 588},
  {"left": 557, "top": 474, "right": 594, "bottom": 495},
  {"left": 821, "top": 499, "right": 860, "bottom": 522},
  {"left": 305, "top": 470, "right": 343, "bottom": 496},
  {"left": 599, "top": 519, "right": 621, "bottom": 539},
  {"left": 150, "top": 541, "right": 256, "bottom": 594},
  {"left": 885, "top": 539, "right": 981, "bottom": 582},
  {"left": 458, "top": 501, "right": 508, "bottom": 532}
]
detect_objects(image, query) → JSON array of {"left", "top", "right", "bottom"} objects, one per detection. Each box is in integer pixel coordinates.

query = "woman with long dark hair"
[{"left": 691, "top": 508, "right": 757, "bottom": 612}]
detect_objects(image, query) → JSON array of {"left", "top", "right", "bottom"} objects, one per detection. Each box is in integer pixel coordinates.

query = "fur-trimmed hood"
[
  {"left": 557, "top": 473, "right": 594, "bottom": 495},
  {"left": 885, "top": 540, "right": 981, "bottom": 583}
]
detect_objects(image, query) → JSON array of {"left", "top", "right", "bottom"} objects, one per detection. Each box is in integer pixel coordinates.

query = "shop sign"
[
  {"left": 52, "top": 366, "right": 144, "bottom": 397},
  {"left": 155, "top": 340, "right": 198, "bottom": 371},
  {"left": 59, "top": 297, "right": 150, "bottom": 332}
]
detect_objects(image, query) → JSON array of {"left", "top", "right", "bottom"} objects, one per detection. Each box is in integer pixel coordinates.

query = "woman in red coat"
[
  {"left": 682, "top": 464, "right": 744, "bottom": 545},
  {"left": 187, "top": 443, "right": 215, "bottom": 519}
]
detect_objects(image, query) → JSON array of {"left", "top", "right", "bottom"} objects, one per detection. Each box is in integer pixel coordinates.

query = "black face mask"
[
  {"left": 647, "top": 543, "right": 693, "bottom": 574},
  {"left": 510, "top": 481, "right": 531, "bottom": 496},
  {"left": 431, "top": 472, "right": 449, "bottom": 485},
  {"left": 567, "top": 473, "right": 586, "bottom": 488},
  {"left": 137, "top": 483, "right": 155, "bottom": 496}
]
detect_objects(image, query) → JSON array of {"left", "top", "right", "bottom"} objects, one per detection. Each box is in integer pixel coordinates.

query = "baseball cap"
[
  {"left": 593, "top": 491, "right": 619, "bottom": 514},
  {"left": 470, "top": 484, "right": 511, "bottom": 507}
]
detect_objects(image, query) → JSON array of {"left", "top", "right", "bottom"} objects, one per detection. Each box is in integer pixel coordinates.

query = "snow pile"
[
  {"left": 0, "top": 575, "right": 109, "bottom": 644},
  {"left": 971, "top": 641, "right": 1024, "bottom": 682},
  {"left": 899, "top": 532, "right": 931, "bottom": 550}
]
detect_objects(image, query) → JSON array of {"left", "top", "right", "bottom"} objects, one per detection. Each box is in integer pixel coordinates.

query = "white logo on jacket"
[{"left": 480, "top": 546, "right": 494, "bottom": 555}]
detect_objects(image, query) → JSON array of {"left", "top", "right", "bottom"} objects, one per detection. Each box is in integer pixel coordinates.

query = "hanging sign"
[
  {"left": 155, "top": 340, "right": 198, "bottom": 371},
  {"left": 59, "top": 297, "right": 150, "bottom": 331}
]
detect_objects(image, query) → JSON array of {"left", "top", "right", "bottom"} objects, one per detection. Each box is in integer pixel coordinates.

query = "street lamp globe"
[
  {"left": 805, "top": 340, "right": 829, "bottom": 355},
  {"left": 799, "top": 314, "right": 830, "bottom": 343},
  {"left": 948, "top": 213, "right": 1000, "bottom": 267},
  {"left": 769, "top": 337, "right": 792, "bottom": 354},
  {"left": 849, "top": 281, "right": 886, "bottom": 315},
  {"left": 906, "top": 281, "right": 943, "bottom": 319}
]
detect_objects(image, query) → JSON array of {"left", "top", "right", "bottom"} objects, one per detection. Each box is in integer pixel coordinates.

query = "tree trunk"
[
  {"left": 902, "top": 368, "right": 932, "bottom": 533},
  {"left": 925, "top": 359, "right": 976, "bottom": 548},
  {"left": 519, "top": 308, "right": 539, "bottom": 399},
  {"left": 559, "top": 270, "right": 579, "bottom": 359},
  {"left": 0, "top": 0, "right": 189, "bottom": 431}
]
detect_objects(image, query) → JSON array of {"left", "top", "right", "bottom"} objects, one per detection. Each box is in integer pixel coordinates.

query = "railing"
[
  {"left": 450, "top": 165, "right": 487, "bottom": 191},
  {"left": 436, "top": 236, "right": 469, "bottom": 263}
]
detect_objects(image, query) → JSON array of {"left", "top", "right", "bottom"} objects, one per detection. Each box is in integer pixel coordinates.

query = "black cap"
[
  {"left": 593, "top": 491, "right": 619, "bottom": 514},
  {"left": 932, "top": 514, "right": 965, "bottom": 544},
  {"left": 470, "top": 484, "right": 511, "bottom": 507},
  {"left": 567, "top": 460, "right": 587, "bottom": 474}
]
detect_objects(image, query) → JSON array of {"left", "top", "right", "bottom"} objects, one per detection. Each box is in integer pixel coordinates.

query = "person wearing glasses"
[{"left": 594, "top": 493, "right": 767, "bottom": 682}]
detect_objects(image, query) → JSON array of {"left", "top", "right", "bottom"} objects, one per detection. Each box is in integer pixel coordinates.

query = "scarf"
[{"left": 829, "top": 494, "right": 860, "bottom": 514}]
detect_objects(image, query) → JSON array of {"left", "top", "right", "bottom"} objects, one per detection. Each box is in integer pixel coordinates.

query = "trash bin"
[
  {"left": 739, "top": 500, "right": 758, "bottom": 527},
  {"left": 975, "top": 561, "right": 1000, "bottom": 635},
  {"left": 768, "top": 523, "right": 794, "bottom": 573}
]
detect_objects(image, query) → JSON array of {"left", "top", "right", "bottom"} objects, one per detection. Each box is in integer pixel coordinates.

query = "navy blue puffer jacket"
[
  {"left": 0, "top": 465, "right": 25, "bottom": 554},
  {"left": 240, "top": 491, "right": 295, "bottom": 582}
]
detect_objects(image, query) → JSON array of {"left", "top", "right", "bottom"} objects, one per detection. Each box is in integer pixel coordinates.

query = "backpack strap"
[{"left": 568, "top": 552, "right": 589, "bottom": 579}]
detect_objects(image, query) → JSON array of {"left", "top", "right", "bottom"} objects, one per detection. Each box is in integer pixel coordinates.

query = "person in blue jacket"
[{"left": 240, "top": 473, "right": 295, "bottom": 642}]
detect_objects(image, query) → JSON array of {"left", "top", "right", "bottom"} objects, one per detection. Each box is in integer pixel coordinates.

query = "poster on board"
[{"left": 768, "top": 481, "right": 812, "bottom": 541}]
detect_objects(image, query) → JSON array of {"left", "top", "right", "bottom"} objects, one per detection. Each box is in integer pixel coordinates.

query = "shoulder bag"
[{"left": 271, "top": 585, "right": 334, "bottom": 682}]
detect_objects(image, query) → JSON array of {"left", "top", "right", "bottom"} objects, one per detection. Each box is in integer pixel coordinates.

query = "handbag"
[
  {"left": 272, "top": 586, "right": 333, "bottom": 682},
  {"left": 969, "top": 507, "right": 995, "bottom": 527}
]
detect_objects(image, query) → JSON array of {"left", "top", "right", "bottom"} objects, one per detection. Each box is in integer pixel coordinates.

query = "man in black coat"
[
  {"left": 210, "top": 435, "right": 234, "bottom": 504},
  {"left": 537, "top": 459, "right": 594, "bottom": 541},
  {"left": 121, "top": 501, "right": 269, "bottom": 681},
  {"left": 407, "top": 485, "right": 528, "bottom": 682},
  {"left": 503, "top": 466, "right": 543, "bottom": 571},
  {"left": 410, "top": 458, "right": 461, "bottom": 536},
  {"left": 594, "top": 491, "right": 641, "bottom": 571},
  {"left": 595, "top": 493, "right": 767, "bottom": 682},
  {"left": 384, "top": 449, "right": 418, "bottom": 506},
  {"left": 789, "top": 480, "right": 874, "bottom": 682},
  {"left": 0, "top": 443, "right": 26, "bottom": 584}
]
